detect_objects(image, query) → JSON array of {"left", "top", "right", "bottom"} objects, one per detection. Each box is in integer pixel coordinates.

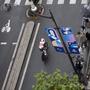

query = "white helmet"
[{"left": 41, "top": 38, "right": 45, "bottom": 43}]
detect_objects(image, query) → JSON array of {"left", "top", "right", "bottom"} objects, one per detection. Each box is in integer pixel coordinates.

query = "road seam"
[{"left": 18, "top": 23, "right": 40, "bottom": 90}]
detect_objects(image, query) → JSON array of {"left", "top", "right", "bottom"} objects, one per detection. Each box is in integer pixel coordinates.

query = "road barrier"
[{"left": 4, "top": 21, "right": 34, "bottom": 90}]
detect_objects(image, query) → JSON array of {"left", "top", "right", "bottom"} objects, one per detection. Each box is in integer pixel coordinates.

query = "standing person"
[
  {"left": 86, "top": 32, "right": 90, "bottom": 41},
  {"left": 76, "top": 30, "right": 86, "bottom": 53},
  {"left": 85, "top": 32, "right": 90, "bottom": 59},
  {"left": 79, "top": 26, "right": 87, "bottom": 48},
  {"left": 85, "top": 32, "right": 90, "bottom": 54},
  {"left": 75, "top": 60, "right": 83, "bottom": 73},
  {"left": 84, "top": 31, "right": 90, "bottom": 75}
]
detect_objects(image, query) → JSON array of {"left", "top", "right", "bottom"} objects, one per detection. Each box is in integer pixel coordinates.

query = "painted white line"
[
  {"left": 0, "top": 42, "right": 7, "bottom": 45},
  {"left": 6, "top": 27, "right": 11, "bottom": 32},
  {"left": 1, "top": 27, "right": 6, "bottom": 32},
  {"left": 81, "top": 0, "right": 88, "bottom": 4},
  {"left": 46, "top": 0, "right": 53, "bottom": 4},
  {"left": 25, "top": 0, "right": 32, "bottom": 5},
  {"left": 12, "top": 42, "right": 17, "bottom": 45},
  {"left": 69, "top": 0, "right": 76, "bottom": 4},
  {"left": 4, "top": 0, "right": 11, "bottom": 4},
  {"left": 1, "top": 23, "right": 25, "bottom": 90},
  {"left": 14, "top": 0, "right": 22, "bottom": 5},
  {"left": 58, "top": 0, "right": 64, "bottom": 4},
  {"left": 7, "top": 19, "right": 10, "bottom": 27},
  {"left": 1, "top": 19, "right": 11, "bottom": 33},
  {"left": 38, "top": 0, "right": 42, "bottom": 4},
  {"left": 19, "top": 23, "right": 40, "bottom": 90}
]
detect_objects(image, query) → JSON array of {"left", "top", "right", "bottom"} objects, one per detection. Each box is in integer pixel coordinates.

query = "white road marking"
[
  {"left": 1, "top": 23, "right": 25, "bottom": 90},
  {"left": 14, "top": 0, "right": 22, "bottom": 5},
  {"left": 47, "top": 0, "right": 53, "bottom": 4},
  {"left": 4, "top": 0, "right": 11, "bottom": 4},
  {"left": 12, "top": 42, "right": 17, "bottom": 45},
  {"left": 1, "top": 26, "right": 11, "bottom": 32},
  {"left": 0, "top": 42, "right": 7, "bottom": 45},
  {"left": 81, "top": 0, "right": 88, "bottom": 4},
  {"left": 58, "top": 0, "right": 64, "bottom": 4},
  {"left": 1, "top": 27, "right": 6, "bottom": 32},
  {"left": 38, "top": 0, "right": 42, "bottom": 4},
  {"left": 19, "top": 23, "right": 40, "bottom": 90},
  {"left": 3, "top": 0, "right": 89, "bottom": 6},
  {"left": 6, "top": 27, "right": 11, "bottom": 32},
  {"left": 7, "top": 19, "right": 10, "bottom": 27},
  {"left": 1, "top": 19, "right": 11, "bottom": 33},
  {"left": 25, "top": 0, "right": 32, "bottom": 5},
  {"left": 69, "top": 0, "right": 76, "bottom": 4}
]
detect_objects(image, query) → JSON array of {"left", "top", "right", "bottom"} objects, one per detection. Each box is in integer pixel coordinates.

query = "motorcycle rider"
[
  {"left": 39, "top": 38, "right": 48, "bottom": 62},
  {"left": 39, "top": 38, "right": 47, "bottom": 51}
]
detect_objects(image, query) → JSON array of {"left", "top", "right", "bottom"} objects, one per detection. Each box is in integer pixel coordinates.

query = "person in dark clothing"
[
  {"left": 81, "top": 25, "right": 86, "bottom": 31},
  {"left": 84, "top": 18, "right": 89, "bottom": 23},
  {"left": 86, "top": 32, "right": 90, "bottom": 40},
  {"left": 75, "top": 60, "right": 83, "bottom": 73}
]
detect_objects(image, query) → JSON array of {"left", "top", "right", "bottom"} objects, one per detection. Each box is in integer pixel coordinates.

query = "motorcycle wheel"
[{"left": 41, "top": 53, "right": 48, "bottom": 63}]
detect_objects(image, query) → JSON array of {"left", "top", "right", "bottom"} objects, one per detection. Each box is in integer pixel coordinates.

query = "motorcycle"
[
  {"left": 41, "top": 49, "right": 48, "bottom": 63},
  {"left": 39, "top": 38, "right": 48, "bottom": 63}
]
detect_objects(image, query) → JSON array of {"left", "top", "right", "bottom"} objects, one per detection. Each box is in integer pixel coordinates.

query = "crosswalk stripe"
[
  {"left": 69, "top": 0, "right": 76, "bottom": 4},
  {"left": 58, "top": 0, "right": 64, "bottom": 4},
  {"left": 4, "top": 0, "right": 11, "bottom": 4},
  {"left": 46, "top": 0, "right": 53, "bottom": 4},
  {"left": 81, "top": 0, "right": 88, "bottom": 4},
  {"left": 3, "top": 0, "right": 89, "bottom": 6},
  {"left": 38, "top": 0, "right": 42, "bottom": 4},
  {"left": 14, "top": 0, "right": 22, "bottom": 5},
  {"left": 25, "top": 0, "right": 32, "bottom": 5}
]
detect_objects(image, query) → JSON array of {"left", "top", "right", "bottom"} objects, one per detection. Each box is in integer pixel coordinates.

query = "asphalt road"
[
  {"left": 0, "top": 4, "right": 31, "bottom": 89},
  {"left": 21, "top": 2, "right": 84, "bottom": 90},
  {"left": 0, "top": 0, "right": 87, "bottom": 89}
]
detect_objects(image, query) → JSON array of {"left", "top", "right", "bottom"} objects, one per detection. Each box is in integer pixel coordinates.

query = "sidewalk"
[
  {"left": 75, "top": 27, "right": 90, "bottom": 89},
  {"left": 86, "top": 81, "right": 90, "bottom": 90}
]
